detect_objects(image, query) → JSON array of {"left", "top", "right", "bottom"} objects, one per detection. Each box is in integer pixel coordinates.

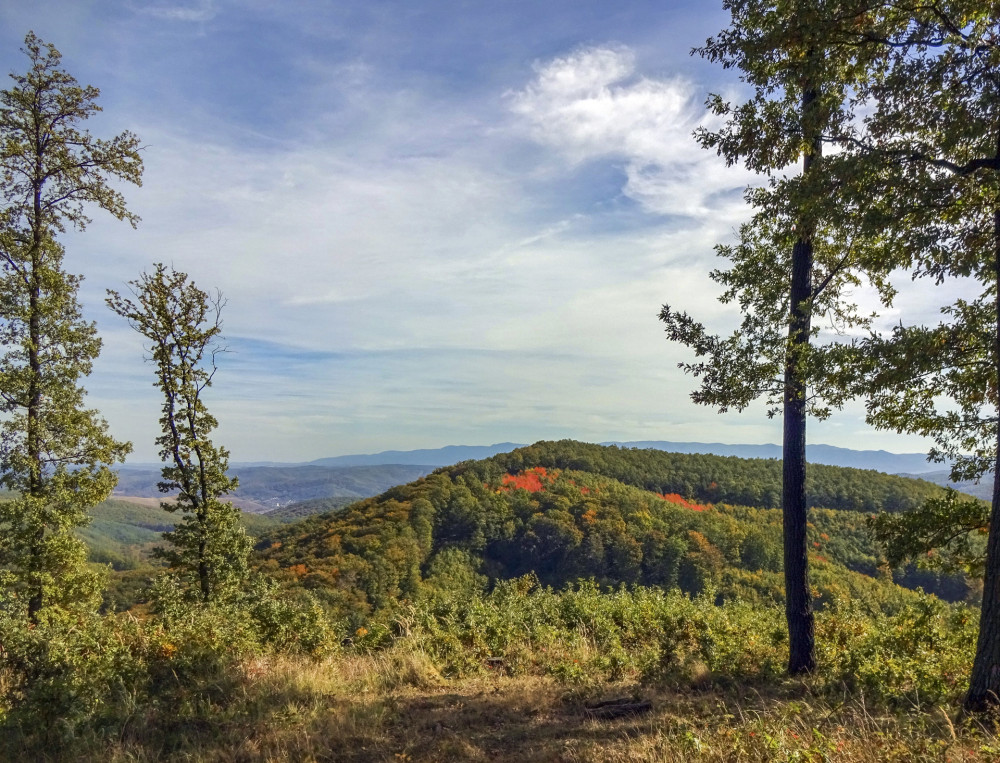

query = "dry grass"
[{"left": 11, "top": 647, "right": 992, "bottom": 763}]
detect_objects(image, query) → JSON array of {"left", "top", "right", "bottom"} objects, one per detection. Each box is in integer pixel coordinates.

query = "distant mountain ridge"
[
  {"left": 611, "top": 441, "right": 939, "bottom": 475},
  {"left": 301, "top": 440, "right": 939, "bottom": 474},
  {"left": 307, "top": 443, "right": 523, "bottom": 467},
  {"left": 113, "top": 463, "right": 435, "bottom": 512},
  {"left": 111, "top": 440, "right": 941, "bottom": 514},
  {"left": 899, "top": 469, "right": 994, "bottom": 501}
]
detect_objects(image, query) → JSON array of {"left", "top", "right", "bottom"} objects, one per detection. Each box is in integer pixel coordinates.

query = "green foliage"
[
  {"left": 0, "top": 604, "right": 147, "bottom": 740},
  {"left": 74, "top": 497, "right": 282, "bottom": 574},
  {"left": 659, "top": 1, "right": 905, "bottom": 419},
  {"left": 0, "top": 578, "right": 335, "bottom": 751},
  {"left": 149, "top": 572, "right": 335, "bottom": 658},
  {"left": 870, "top": 489, "right": 990, "bottom": 578},
  {"left": 373, "top": 579, "right": 973, "bottom": 706},
  {"left": 0, "top": 32, "right": 141, "bottom": 620},
  {"left": 820, "top": 6, "right": 1000, "bottom": 708},
  {"left": 816, "top": 595, "right": 977, "bottom": 705},
  {"left": 108, "top": 264, "right": 252, "bottom": 604},
  {"left": 0, "top": 577, "right": 981, "bottom": 760},
  {"left": 659, "top": 1, "right": 918, "bottom": 676},
  {"left": 489, "top": 440, "right": 944, "bottom": 512},
  {"left": 257, "top": 441, "right": 969, "bottom": 618}
]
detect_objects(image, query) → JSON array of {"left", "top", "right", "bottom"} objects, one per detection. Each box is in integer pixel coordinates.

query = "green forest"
[
  {"left": 7, "top": 4, "right": 1000, "bottom": 762},
  {"left": 257, "top": 441, "right": 971, "bottom": 615}
]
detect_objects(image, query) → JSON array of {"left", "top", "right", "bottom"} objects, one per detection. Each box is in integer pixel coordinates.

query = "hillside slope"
[
  {"left": 82, "top": 497, "right": 284, "bottom": 571},
  {"left": 257, "top": 440, "right": 970, "bottom": 617}
]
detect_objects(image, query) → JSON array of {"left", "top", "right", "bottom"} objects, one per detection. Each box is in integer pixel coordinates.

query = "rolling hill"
[
  {"left": 81, "top": 497, "right": 286, "bottom": 571},
  {"left": 299, "top": 439, "right": 942, "bottom": 473},
  {"left": 256, "top": 440, "right": 973, "bottom": 619}
]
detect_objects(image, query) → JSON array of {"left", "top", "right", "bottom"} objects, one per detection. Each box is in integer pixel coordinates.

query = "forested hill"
[
  {"left": 487, "top": 440, "right": 944, "bottom": 513},
  {"left": 257, "top": 440, "right": 966, "bottom": 617}
]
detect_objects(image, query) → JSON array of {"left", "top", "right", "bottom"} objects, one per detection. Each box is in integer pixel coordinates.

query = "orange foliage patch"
[
  {"left": 288, "top": 563, "right": 309, "bottom": 579},
  {"left": 657, "top": 492, "right": 709, "bottom": 511},
  {"left": 500, "top": 467, "right": 556, "bottom": 493}
]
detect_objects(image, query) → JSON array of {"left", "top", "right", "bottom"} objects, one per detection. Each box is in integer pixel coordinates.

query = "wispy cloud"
[
  {"left": 68, "top": 41, "right": 776, "bottom": 461},
  {"left": 130, "top": 0, "right": 218, "bottom": 23},
  {"left": 0, "top": 7, "right": 940, "bottom": 461}
]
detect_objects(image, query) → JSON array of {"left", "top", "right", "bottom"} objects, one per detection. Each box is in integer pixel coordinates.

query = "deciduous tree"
[
  {"left": 840, "top": 6, "right": 1000, "bottom": 710},
  {"left": 659, "top": 0, "right": 901, "bottom": 673},
  {"left": 0, "top": 32, "right": 141, "bottom": 620},
  {"left": 107, "top": 264, "right": 251, "bottom": 604}
]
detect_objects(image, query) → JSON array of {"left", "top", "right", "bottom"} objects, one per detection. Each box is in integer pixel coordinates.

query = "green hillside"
[
  {"left": 489, "top": 440, "right": 946, "bottom": 512},
  {"left": 257, "top": 440, "right": 973, "bottom": 618},
  {"left": 80, "top": 497, "right": 286, "bottom": 571}
]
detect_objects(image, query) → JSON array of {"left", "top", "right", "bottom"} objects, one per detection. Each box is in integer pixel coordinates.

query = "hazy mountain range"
[
  {"left": 113, "top": 464, "right": 436, "bottom": 513},
  {"left": 112, "top": 440, "right": 954, "bottom": 513},
  {"left": 303, "top": 440, "right": 943, "bottom": 474}
]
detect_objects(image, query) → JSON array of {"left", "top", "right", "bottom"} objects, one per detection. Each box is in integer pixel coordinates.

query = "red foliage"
[
  {"left": 500, "top": 467, "right": 555, "bottom": 493},
  {"left": 656, "top": 493, "right": 709, "bottom": 511}
]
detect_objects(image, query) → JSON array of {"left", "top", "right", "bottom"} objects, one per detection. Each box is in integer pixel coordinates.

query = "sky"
[{"left": 0, "top": 0, "right": 949, "bottom": 463}]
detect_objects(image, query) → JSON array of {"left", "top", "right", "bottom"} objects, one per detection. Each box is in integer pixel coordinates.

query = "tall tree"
[
  {"left": 659, "top": 1, "right": 900, "bottom": 673},
  {"left": 0, "top": 33, "right": 141, "bottom": 620},
  {"left": 839, "top": 6, "right": 1000, "bottom": 710},
  {"left": 107, "top": 264, "right": 252, "bottom": 604}
]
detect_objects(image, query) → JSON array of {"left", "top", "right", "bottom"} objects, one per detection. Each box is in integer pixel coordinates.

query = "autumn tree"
[
  {"left": 0, "top": 33, "right": 141, "bottom": 620},
  {"left": 838, "top": 6, "right": 1000, "bottom": 711},
  {"left": 659, "top": 1, "right": 903, "bottom": 673},
  {"left": 107, "top": 264, "right": 251, "bottom": 604}
]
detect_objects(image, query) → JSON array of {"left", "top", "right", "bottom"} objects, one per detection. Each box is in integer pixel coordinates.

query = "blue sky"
[{"left": 0, "top": 0, "right": 943, "bottom": 462}]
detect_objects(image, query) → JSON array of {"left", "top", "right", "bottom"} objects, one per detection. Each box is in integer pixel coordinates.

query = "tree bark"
[
  {"left": 26, "top": 117, "right": 45, "bottom": 624},
  {"left": 783, "top": 84, "right": 819, "bottom": 675},
  {"left": 965, "top": 203, "right": 1000, "bottom": 710}
]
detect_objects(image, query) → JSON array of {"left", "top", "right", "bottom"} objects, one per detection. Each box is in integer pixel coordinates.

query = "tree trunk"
[
  {"left": 965, "top": 205, "right": 1000, "bottom": 710},
  {"left": 783, "top": 84, "right": 819, "bottom": 675},
  {"left": 26, "top": 151, "right": 44, "bottom": 625}
]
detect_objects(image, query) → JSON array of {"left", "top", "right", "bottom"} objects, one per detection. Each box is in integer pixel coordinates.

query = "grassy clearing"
[
  {"left": 0, "top": 580, "right": 989, "bottom": 760},
  {"left": 5, "top": 646, "right": 998, "bottom": 762}
]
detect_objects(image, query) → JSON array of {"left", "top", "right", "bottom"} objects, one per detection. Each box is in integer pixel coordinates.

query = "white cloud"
[{"left": 508, "top": 45, "right": 754, "bottom": 219}]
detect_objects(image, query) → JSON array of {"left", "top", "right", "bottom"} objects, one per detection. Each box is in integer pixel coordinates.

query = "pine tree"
[
  {"left": 0, "top": 32, "right": 141, "bottom": 620},
  {"left": 107, "top": 264, "right": 251, "bottom": 604}
]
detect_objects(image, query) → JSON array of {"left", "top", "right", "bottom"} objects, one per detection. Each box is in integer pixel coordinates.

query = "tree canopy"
[{"left": 0, "top": 32, "right": 141, "bottom": 621}]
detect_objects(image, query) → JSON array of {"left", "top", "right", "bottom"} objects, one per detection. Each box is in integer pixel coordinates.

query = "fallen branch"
[{"left": 584, "top": 697, "right": 653, "bottom": 720}]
